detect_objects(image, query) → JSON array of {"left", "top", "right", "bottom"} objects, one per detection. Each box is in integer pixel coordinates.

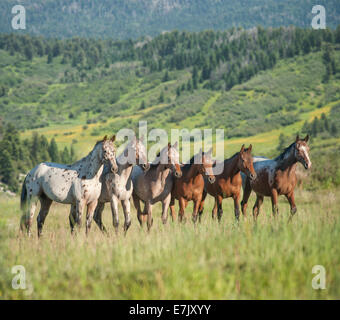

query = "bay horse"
[
  {"left": 131, "top": 142, "right": 182, "bottom": 231},
  {"left": 241, "top": 135, "right": 312, "bottom": 220},
  {"left": 200, "top": 145, "right": 256, "bottom": 221},
  {"left": 20, "top": 135, "right": 118, "bottom": 236},
  {"left": 169, "top": 148, "right": 216, "bottom": 223},
  {"left": 92, "top": 137, "right": 149, "bottom": 234}
]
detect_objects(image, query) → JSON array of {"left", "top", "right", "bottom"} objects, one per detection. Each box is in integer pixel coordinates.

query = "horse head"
[
  {"left": 135, "top": 136, "right": 149, "bottom": 172},
  {"left": 294, "top": 135, "right": 312, "bottom": 170},
  {"left": 160, "top": 142, "right": 182, "bottom": 178},
  {"left": 238, "top": 144, "right": 256, "bottom": 181},
  {"left": 101, "top": 135, "right": 118, "bottom": 173},
  {"left": 196, "top": 148, "right": 215, "bottom": 184}
]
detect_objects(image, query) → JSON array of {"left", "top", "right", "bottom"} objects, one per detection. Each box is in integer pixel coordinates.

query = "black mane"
[{"left": 275, "top": 142, "right": 295, "bottom": 162}]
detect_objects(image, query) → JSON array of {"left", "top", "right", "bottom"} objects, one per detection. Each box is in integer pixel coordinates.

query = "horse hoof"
[{"left": 124, "top": 221, "right": 131, "bottom": 232}]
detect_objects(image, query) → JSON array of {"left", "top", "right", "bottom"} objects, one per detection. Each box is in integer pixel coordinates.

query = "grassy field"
[{"left": 0, "top": 185, "right": 339, "bottom": 300}]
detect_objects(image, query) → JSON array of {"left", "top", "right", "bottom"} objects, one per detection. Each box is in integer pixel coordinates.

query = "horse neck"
[
  {"left": 75, "top": 144, "right": 103, "bottom": 179},
  {"left": 275, "top": 144, "right": 297, "bottom": 172},
  {"left": 223, "top": 154, "right": 240, "bottom": 178},
  {"left": 116, "top": 151, "right": 134, "bottom": 182},
  {"left": 185, "top": 163, "right": 200, "bottom": 181},
  {"left": 155, "top": 164, "right": 171, "bottom": 186}
]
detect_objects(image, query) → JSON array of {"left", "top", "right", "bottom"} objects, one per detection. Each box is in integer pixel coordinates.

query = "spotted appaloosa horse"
[
  {"left": 241, "top": 135, "right": 312, "bottom": 220},
  {"left": 200, "top": 145, "right": 256, "bottom": 221},
  {"left": 20, "top": 136, "right": 118, "bottom": 236},
  {"left": 92, "top": 137, "right": 149, "bottom": 235},
  {"left": 169, "top": 148, "right": 215, "bottom": 223},
  {"left": 131, "top": 142, "right": 182, "bottom": 231}
]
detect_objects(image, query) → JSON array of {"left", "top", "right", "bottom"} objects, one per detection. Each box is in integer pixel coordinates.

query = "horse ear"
[
  {"left": 208, "top": 147, "right": 213, "bottom": 156},
  {"left": 110, "top": 135, "right": 116, "bottom": 142},
  {"left": 168, "top": 142, "right": 171, "bottom": 149},
  {"left": 240, "top": 144, "right": 245, "bottom": 153},
  {"left": 173, "top": 141, "right": 178, "bottom": 149},
  {"left": 248, "top": 144, "right": 252, "bottom": 153},
  {"left": 304, "top": 134, "right": 309, "bottom": 143},
  {"left": 103, "top": 135, "right": 108, "bottom": 141},
  {"left": 140, "top": 135, "right": 144, "bottom": 143},
  {"left": 296, "top": 135, "right": 300, "bottom": 142}
]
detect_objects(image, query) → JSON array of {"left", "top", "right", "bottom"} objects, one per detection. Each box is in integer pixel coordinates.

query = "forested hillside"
[
  {"left": 0, "top": 0, "right": 339, "bottom": 39},
  {"left": 1, "top": 26, "right": 340, "bottom": 192}
]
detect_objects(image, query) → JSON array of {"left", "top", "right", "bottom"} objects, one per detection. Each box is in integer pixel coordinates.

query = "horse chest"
[
  {"left": 80, "top": 179, "right": 101, "bottom": 202},
  {"left": 274, "top": 170, "right": 297, "bottom": 195},
  {"left": 218, "top": 176, "right": 240, "bottom": 198}
]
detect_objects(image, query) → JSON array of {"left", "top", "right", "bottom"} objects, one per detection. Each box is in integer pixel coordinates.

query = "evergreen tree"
[
  {"left": 61, "top": 147, "right": 70, "bottom": 164},
  {"left": 331, "top": 123, "right": 338, "bottom": 136},
  {"left": 159, "top": 91, "right": 164, "bottom": 103},
  {"left": 277, "top": 133, "right": 286, "bottom": 152},
  {"left": 24, "top": 43, "right": 33, "bottom": 61},
  {"left": 162, "top": 70, "right": 169, "bottom": 82},
  {"left": 48, "top": 138, "right": 59, "bottom": 163},
  {"left": 47, "top": 52, "right": 53, "bottom": 64},
  {"left": 0, "top": 150, "right": 17, "bottom": 191},
  {"left": 140, "top": 100, "right": 146, "bottom": 110}
]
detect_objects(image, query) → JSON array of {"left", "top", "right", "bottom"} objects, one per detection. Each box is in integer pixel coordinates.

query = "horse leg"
[
  {"left": 146, "top": 202, "right": 153, "bottom": 231},
  {"left": 233, "top": 193, "right": 240, "bottom": 221},
  {"left": 198, "top": 190, "right": 207, "bottom": 222},
  {"left": 93, "top": 202, "right": 107, "bottom": 233},
  {"left": 252, "top": 195, "right": 263, "bottom": 221},
  {"left": 169, "top": 196, "right": 176, "bottom": 222},
  {"left": 286, "top": 192, "right": 297, "bottom": 222},
  {"left": 121, "top": 199, "right": 131, "bottom": 234},
  {"left": 217, "top": 195, "right": 223, "bottom": 222},
  {"left": 270, "top": 189, "right": 279, "bottom": 217},
  {"left": 241, "top": 178, "right": 252, "bottom": 217},
  {"left": 211, "top": 197, "right": 218, "bottom": 220},
  {"left": 86, "top": 200, "right": 98, "bottom": 235},
  {"left": 161, "top": 194, "right": 171, "bottom": 225},
  {"left": 110, "top": 195, "right": 119, "bottom": 235},
  {"left": 37, "top": 196, "right": 52, "bottom": 237},
  {"left": 20, "top": 195, "right": 38, "bottom": 236},
  {"left": 75, "top": 199, "right": 85, "bottom": 231},
  {"left": 133, "top": 194, "right": 143, "bottom": 227},
  {"left": 192, "top": 196, "right": 202, "bottom": 224},
  {"left": 178, "top": 197, "right": 187, "bottom": 223}
]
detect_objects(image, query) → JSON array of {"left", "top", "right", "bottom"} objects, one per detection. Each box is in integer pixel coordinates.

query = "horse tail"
[{"left": 20, "top": 175, "right": 28, "bottom": 211}]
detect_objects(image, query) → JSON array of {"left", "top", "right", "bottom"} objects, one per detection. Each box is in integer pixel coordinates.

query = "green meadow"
[{"left": 0, "top": 186, "right": 339, "bottom": 299}]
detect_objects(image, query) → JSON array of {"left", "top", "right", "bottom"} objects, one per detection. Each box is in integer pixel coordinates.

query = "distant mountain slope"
[{"left": 0, "top": 0, "right": 339, "bottom": 39}]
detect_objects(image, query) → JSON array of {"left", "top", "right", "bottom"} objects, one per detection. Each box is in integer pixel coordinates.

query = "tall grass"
[{"left": 0, "top": 188, "right": 339, "bottom": 299}]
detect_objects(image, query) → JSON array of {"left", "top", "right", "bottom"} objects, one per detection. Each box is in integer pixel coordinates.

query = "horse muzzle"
[
  {"left": 111, "top": 167, "right": 118, "bottom": 174},
  {"left": 304, "top": 162, "right": 312, "bottom": 170},
  {"left": 249, "top": 172, "right": 257, "bottom": 181},
  {"left": 174, "top": 171, "right": 182, "bottom": 178},
  {"left": 141, "top": 163, "right": 150, "bottom": 171},
  {"left": 208, "top": 176, "right": 215, "bottom": 184}
]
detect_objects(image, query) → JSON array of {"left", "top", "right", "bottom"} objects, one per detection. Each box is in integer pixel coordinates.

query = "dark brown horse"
[
  {"left": 241, "top": 135, "right": 312, "bottom": 220},
  {"left": 169, "top": 148, "right": 215, "bottom": 223},
  {"left": 200, "top": 145, "right": 256, "bottom": 221}
]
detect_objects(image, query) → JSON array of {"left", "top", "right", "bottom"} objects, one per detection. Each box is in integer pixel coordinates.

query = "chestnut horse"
[
  {"left": 241, "top": 135, "right": 312, "bottom": 220},
  {"left": 169, "top": 148, "right": 216, "bottom": 223},
  {"left": 200, "top": 145, "right": 256, "bottom": 221}
]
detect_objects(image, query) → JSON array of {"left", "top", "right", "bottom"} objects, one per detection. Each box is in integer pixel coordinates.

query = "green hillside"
[
  {"left": 1, "top": 27, "right": 340, "bottom": 192},
  {"left": 0, "top": 0, "right": 339, "bottom": 39}
]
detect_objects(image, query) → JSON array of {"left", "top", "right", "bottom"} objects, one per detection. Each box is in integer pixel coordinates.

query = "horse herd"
[{"left": 20, "top": 134, "right": 312, "bottom": 237}]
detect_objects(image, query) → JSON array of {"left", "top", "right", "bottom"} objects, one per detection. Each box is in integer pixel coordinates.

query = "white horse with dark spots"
[
  {"left": 20, "top": 135, "right": 118, "bottom": 237},
  {"left": 92, "top": 137, "right": 149, "bottom": 235},
  {"left": 241, "top": 135, "right": 312, "bottom": 220}
]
